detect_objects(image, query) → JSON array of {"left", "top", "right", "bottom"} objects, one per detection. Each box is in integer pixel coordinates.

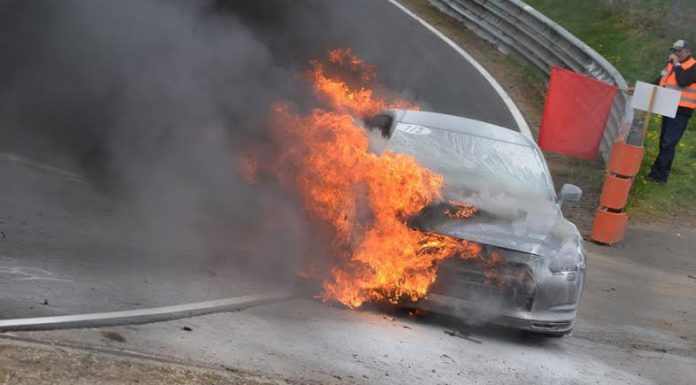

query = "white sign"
[
  {"left": 630, "top": 81, "right": 681, "bottom": 118},
  {"left": 395, "top": 123, "right": 431, "bottom": 135}
]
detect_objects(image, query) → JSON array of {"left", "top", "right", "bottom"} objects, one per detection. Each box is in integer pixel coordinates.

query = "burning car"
[
  {"left": 365, "top": 109, "right": 586, "bottom": 336},
  {"left": 262, "top": 49, "right": 583, "bottom": 336}
]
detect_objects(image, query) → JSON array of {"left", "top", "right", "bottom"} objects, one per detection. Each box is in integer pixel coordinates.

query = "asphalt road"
[
  {"left": 219, "top": 0, "right": 519, "bottom": 129},
  {"left": 0, "top": 0, "right": 517, "bottom": 321},
  {"left": 7, "top": 227, "right": 696, "bottom": 384},
  {"left": 1, "top": 1, "right": 696, "bottom": 384},
  {"left": 0, "top": 155, "right": 288, "bottom": 319}
]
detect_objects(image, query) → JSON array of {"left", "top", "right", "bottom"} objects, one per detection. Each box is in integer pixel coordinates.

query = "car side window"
[{"left": 366, "top": 115, "right": 393, "bottom": 138}]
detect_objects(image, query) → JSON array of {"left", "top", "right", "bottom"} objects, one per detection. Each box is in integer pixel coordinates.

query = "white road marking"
[
  {"left": 388, "top": 0, "right": 533, "bottom": 138},
  {"left": 0, "top": 266, "right": 74, "bottom": 283},
  {"left": 0, "top": 257, "right": 74, "bottom": 283},
  {"left": 0, "top": 290, "right": 295, "bottom": 331},
  {"left": 0, "top": 152, "right": 86, "bottom": 184}
]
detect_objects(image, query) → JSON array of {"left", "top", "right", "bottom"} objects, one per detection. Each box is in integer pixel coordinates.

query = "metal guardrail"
[{"left": 428, "top": 0, "right": 630, "bottom": 161}]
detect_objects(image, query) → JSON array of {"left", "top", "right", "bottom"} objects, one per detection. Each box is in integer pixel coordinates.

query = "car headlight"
[{"left": 549, "top": 239, "right": 585, "bottom": 274}]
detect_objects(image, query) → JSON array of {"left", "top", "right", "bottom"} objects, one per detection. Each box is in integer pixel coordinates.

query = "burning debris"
[
  {"left": 445, "top": 201, "right": 478, "bottom": 219},
  {"left": 251, "top": 49, "right": 503, "bottom": 309}
]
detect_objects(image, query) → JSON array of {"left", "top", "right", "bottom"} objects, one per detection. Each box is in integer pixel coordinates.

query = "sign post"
[
  {"left": 591, "top": 81, "right": 681, "bottom": 245},
  {"left": 630, "top": 80, "right": 681, "bottom": 144}
]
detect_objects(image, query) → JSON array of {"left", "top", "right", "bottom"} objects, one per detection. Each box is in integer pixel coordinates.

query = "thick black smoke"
[
  {"left": 0, "top": 0, "right": 442, "bottom": 284},
  {"left": 0, "top": 0, "right": 339, "bottom": 279},
  {"left": 0, "top": 0, "right": 305, "bottom": 180}
]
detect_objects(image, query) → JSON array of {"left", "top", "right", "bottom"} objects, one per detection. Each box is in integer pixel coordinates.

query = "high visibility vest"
[{"left": 659, "top": 57, "right": 696, "bottom": 109}]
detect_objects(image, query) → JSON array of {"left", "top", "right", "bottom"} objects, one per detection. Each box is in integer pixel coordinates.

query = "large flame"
[
  {"left": 309, "top": 48, "right": 418, "bottom": 118},
  {"left": 262, "top": 49, "right": 487, "bottom": 308}
]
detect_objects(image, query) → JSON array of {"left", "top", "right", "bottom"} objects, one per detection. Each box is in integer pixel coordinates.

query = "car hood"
[{"left": 413, "top": 199, "right": 580, "bottom": 260}]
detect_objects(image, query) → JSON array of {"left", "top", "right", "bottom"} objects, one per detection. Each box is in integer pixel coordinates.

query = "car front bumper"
[{"left": 427, "top": 259, "right": 584, "bottom": 334}]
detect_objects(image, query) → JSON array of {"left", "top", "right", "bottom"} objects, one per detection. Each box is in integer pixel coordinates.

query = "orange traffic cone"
[
  {"left": 591, "top": 139, "right": 644, "bottom": 245},
  {"left": 599, "top": 174, "right": 633, "bottom": 210},
  {"left": 591, "top": 208, "right": 629, "bottom": 244},
  {"left": 608, "top": 141, "right": 644, "bottom": 176}
]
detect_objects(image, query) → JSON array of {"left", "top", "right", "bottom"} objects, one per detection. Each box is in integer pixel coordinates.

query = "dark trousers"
[{"left": 650, "top": 113, "right": 690, "bottom": 181}]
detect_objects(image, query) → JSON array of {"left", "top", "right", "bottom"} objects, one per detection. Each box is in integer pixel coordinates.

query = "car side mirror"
[{"left": 558, "top": 184, "right": 582, "bottom": 205}]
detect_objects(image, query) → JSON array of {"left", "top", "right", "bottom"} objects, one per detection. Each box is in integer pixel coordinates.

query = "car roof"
[
  {"left": 392, "top": 109, "right": 532, "bottom": 147},
  {"left": 384, "top": 109, "right": 557, "bottom": 201}
]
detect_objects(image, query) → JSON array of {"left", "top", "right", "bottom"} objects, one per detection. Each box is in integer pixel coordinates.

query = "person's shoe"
[{"left": 646, "top": 174, "right": 666, "bottom": 184}]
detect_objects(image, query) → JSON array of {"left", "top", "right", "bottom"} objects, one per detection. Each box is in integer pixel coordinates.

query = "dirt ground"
[{"left": 0, "top": 338, "right": 298, "bottom": 385}]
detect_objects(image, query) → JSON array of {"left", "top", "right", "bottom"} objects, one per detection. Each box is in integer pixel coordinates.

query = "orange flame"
[
  {"left": 309, "top": 48, "right": 418, "bottom": 118},
  {"left": 262, "top": 49, "right": 494, "bottom": 308},
  {"left": 445, "top": 201, "right": 478, "bottom": 219}
]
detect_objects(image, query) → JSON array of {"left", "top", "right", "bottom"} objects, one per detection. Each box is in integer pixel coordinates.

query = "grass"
[
  {"left": 524, "top": 0, "right": 696, "bottom": 222},
  {"left": 629, "top": 116, "right": 696, "bottom": 219}
]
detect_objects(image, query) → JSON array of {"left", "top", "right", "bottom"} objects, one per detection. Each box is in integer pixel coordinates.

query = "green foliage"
[
  {"left": 525, "top": 0, "right": 696, "bottom": 219},
  {"left": 629, "top": 117, "right": 696, "bottom": 218},
  {"left": 525, "top": 0, "right": 692, "bottom": 85}
]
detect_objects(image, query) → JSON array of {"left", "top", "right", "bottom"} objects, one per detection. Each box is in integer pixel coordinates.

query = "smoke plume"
[
  {"left": 0, "top": 0, "right": 348, "bottom": 281},
  {"left": 0, "top": 0, "right": 456, "bottom": 291}
]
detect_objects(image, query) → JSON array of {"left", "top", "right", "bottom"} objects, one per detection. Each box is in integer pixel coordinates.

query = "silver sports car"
[{"left": 366, "top": 109, "right": 585, "bottom": 336}]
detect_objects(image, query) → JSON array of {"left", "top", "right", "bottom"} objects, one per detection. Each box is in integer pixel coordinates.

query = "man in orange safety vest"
[{"left": 647, "top": 39, "right": 696, "bottom": 183}]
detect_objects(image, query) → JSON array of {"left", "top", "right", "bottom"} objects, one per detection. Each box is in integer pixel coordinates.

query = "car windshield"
[{"left": 386, "top": 123, "right": 554, "bottom": 201}]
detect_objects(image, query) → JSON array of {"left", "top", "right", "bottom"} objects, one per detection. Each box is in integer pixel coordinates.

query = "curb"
[{"left": 0, "top": 291, "right": 295, "bottom": 332}]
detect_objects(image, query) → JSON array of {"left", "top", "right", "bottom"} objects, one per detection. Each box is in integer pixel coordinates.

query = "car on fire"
[{"left": 365, "top": 109, "right": 585, "bottom": 336}]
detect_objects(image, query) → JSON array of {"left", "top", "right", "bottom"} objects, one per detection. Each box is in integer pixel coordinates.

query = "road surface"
[{"left": 3, "top": 1, "right": 694, "bottom": 385}]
